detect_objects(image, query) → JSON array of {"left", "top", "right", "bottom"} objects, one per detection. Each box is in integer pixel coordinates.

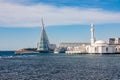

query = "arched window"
[
  {"left": 106, "top": 47, "right": 108, "bottom": 52},
  {"left": 116, "top": 48, "right": 117, "bottom": 51},
  {"left": 95, "top": 47, "right": 97, "bottom": 52}
]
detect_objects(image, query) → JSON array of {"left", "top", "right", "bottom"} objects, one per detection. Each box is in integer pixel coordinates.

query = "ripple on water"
[{"left": 0, "top": 54, "right": 120, "bottom": 80}]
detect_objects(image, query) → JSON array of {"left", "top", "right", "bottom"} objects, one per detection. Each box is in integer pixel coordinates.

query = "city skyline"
[{"left": 0, "top": 0, "right": 120, "bottom": 50}]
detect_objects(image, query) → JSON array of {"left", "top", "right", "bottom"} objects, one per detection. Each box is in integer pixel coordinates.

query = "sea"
[{"left": 0, "top": 51, "right": 120, "bottom": 80}]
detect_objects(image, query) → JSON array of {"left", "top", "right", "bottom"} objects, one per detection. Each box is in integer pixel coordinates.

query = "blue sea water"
[{"left": 0, "top": 51, "right": 120, "bottom": 80}]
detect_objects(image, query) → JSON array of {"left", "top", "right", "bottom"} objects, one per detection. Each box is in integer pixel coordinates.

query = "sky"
[{"left": 0, "top": 0, "right": 120, "bottom": 50}]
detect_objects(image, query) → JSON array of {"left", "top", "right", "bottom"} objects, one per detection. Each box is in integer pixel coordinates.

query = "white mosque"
[
  {"left": 86, "top": 24, "right": 116, "bottom": 54},
  {"left": 65, "top": 24, "right": 120, "bottom": 54}
]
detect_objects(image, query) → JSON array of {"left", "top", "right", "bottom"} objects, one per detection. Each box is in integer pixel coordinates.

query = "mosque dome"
[{"left": 95, "top": 40, "right": 108, "bottom": 46}]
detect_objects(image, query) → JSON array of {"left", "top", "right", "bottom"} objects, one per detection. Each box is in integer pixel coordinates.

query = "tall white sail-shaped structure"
[{"left": 37, "top": 19, "right": 50, "bottom": 53}]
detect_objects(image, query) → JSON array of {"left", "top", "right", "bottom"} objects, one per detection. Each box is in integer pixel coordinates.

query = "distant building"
[
  {"left": 59, "top": 43, "right": 90, "bottom": 48},
  {"left": 66, "top": 44, "right": 88, "bottom": 54},
  {"left": 55, "top": 42, "right": 90, "bottom": 54},
  {"left": 109, "top": 38, "right": 120, "bottom": 45},
  {"left": 37, "top": 19, "right": 56, "bottom": 53}
]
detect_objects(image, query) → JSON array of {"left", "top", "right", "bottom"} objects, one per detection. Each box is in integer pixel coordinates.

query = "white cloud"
[{"left": 0, "top": 1, "right": 120, "bottom": 27}]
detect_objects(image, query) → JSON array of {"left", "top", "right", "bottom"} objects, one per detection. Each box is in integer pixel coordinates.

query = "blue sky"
[{"left": 0, "top": 0, "right": 120, "bottom": 50}]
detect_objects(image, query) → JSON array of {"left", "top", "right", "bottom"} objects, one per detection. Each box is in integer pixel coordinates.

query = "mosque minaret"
[{"left": 91, "top": 23, "right": 95, "bottom": 46}]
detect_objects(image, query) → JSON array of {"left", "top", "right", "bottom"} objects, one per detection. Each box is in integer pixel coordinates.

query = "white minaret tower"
[{"left": 91, "top": 23, "right": 95, "bottom": 45}]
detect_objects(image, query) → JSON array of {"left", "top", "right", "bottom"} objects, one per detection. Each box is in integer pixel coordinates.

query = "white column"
[{"left": 91, "top": 23, "right": 95, "bottom": 45}]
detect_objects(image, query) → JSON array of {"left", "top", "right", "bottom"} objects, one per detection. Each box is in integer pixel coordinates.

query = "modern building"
[{"left": 37, "top": 19, "right": 56, "bottom": 53}]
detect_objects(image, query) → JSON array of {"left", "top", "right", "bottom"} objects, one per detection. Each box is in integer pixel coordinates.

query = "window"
[
  {"left": 116, "top": 48, "right": 117, "bottom": 51},
  {"left": 106, "top": 47, "right": 108, "bottom": 52},
  {"left": 95, "top": 47, "right": 97, "bottom": 52}
]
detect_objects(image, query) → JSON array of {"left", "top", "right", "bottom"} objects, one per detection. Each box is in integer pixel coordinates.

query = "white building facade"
[
  {"left": 66, "top": 44, "right": 88, "bottom": 54},
  {"left": 87, "top": 40, "right": 115, "bottom": 53}
]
